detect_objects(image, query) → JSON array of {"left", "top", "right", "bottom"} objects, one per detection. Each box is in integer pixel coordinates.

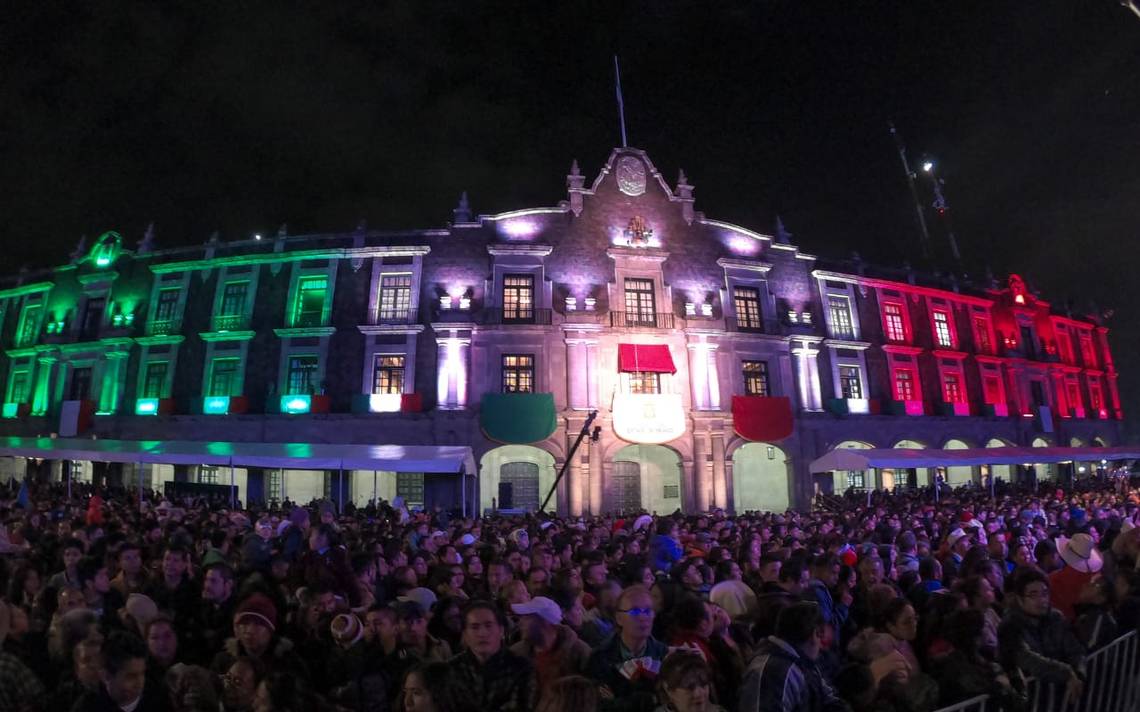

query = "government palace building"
[{"left": 0, "top": 147, "right": 1124, "bottom": 515}]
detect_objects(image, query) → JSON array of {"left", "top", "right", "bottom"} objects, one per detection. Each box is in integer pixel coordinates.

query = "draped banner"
[
  {"left": 480, "top": 393, "right": 557, "bottom": 444},
  {"left": 613, "top": 393, "right": 686, "bottom": 444},
  {"left": 731, "top": 395, "right": 794, "bottom": 442}
]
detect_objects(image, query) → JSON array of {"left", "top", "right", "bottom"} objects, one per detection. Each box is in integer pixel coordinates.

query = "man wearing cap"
[
  {"left": 1048, "top": 533, "right": 1103, "bottom": 621},
  {"left": 509, "top": 595, "right": 591, "bottom": 688},
  {"left": 941, "top": 527, "right": 972, "bottom": 588},
  {"left": 210, "top": 593, "right": 307, "bottom": 681}
]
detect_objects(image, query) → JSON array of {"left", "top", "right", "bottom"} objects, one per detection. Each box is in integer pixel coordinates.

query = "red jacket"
[{"left": 1048, "top": 565, "right": 1094, "bottom": 622}]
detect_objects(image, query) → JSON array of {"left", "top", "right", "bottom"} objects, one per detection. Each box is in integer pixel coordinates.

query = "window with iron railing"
[
  {"left": 7, "top": 370, "right": 29, "bottom": 403},
  {"left": 149, "top": 288, "right": 181, "bottom": 334},
  {"left": 372, "top": 355, "right": 405, "bottom": 394},
  {"left": 974, "top": 316, "right": 992, "bottom": 354},
  {"left": 932, "top": 310, "right": 954, "bottom": 348},
  {"left": 839, "top": 365, "right": 862, "bottom": 399},
  {"left": 943, "top": 373, "right": 964, "bottom": 403},
  {"left": 502, "top": 354, "right": 534, "bottom": 393},
  {"left": 983, "top": 375, "right": 1003, "bottom": 405},
  {"left": 1066, "top": 380, "right": 1082, "bottom": 410},
  {"left": 1079, "top": 334, "right": 1097, "bottom": 367},
  {"left": 734, "top": 286, "right": 763, "bottom": 330},
  {"left": 286, "top": 355, "right": 319, "bottom": 395},
  {"left": 208, "top": 358, "right": 241, "bottom": 397},
  {"left": 292, "top": 277, "right": 328, "bottom": 327},
  {"left": 378, "top": 274, "right": 412, "bottom": 321},
  {"left": 743, "top": 360, "right": 770, "bottom": 396},
  {"left": 16, "top": 304, "right": 41, "bottom": 347},
  {"left": 883, "top": 303, "right": 907, "bottom": 342},
  {"left": 628, "top": 371, "right": 661, "bottom": 394},
  {"left": 894, "top": 368, "right": 916, "bottom": 401},
  {"left": 624, "top": 278, "right": 657, "bottom": 326},
  {"left": 502, "top": 274, "right": 535, "bottom": 322},
  {"left": 827, "top": 296, "right": 854, "bottom": 338},
  {"left": 142, "top": 362, "right": 168, "bottom": 399}
]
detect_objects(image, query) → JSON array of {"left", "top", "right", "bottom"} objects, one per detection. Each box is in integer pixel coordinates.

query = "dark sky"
[{"left": 3, "top": 2, "right": 1140, "bottom": 426}]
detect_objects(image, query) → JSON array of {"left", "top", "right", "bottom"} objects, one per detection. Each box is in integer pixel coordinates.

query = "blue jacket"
[
  {"left": 649, "top": 534, "right": 683, "bottom": 573},
  {"left": 802, "top": 580, "right": 848, "bottom": 635},
  {"left": 739, "top": 636, "right": 850, "bottom": 712}
]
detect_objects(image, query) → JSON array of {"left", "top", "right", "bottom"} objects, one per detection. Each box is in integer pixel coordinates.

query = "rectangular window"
[
  {"left": 943, "top": 373, "right": 963, "bottom": 403},
  {"left": 625, "top": 278, "right": 657, "bottom": 326},
  {"left": 743, "top": 360, "right": 770, "bottom": 397},
  {"left": 208, "top": 358, "right": 241, "bottom": 397},
  {"left": 1089, "top": 380, "right": 1103, "bottom": 410},
  {"left": 378, "top": 274, "right": 412, "bottom": 320},
  {"left": 1057, "top": 330, "right": 1074, "bottom": 363},
  {"left": 69, "top": 367, "right": 93, "bottom": 401},
  {"left": 893, "top": 368, "right": 916, "bottom": 401},
  {"left": 827, "top": 296, "right": 854, "bottom": 338},
  {"left": 7, "top": 370, "right": 29, "bottom": 403},
  {"left": 883, "top": 303, "right": 906, "bottom": 342},
  {"left": 628, "top": 371, "right": 661, "bottom": 394},
  {"left": 220, "top": 282, "right": 249, "bottom": 316},
  {"left": 142, "top": 362, "right": 168, "bottom": 399},
  {"left": 396, "top": 472, "right": 425, "bottom": 509},
  {"left": 198, "top": 466, "right": 219, "bottom": 485},
  {"left": 1020, "top": 325, "right": 1038, "bottom": 359},
  {"left": 80, "top": 297, "right": 105, "bottom": 339},
  {"left": 1066, "top": 380, "right": 1082, "bottom": 410},
  {"left": 16, "top": 303, "right": 41, "bottom": 347},
  {"left": 293, "top": 277, "right": 328, "bottom": 327},
  {"left": 734, "top": 286, "right": 763, "bottom": 330},
  {"left": 1079, "top": 334, "right": 1097, "bottom": 367},
  {"left": 974, "top": 316, "right": 992, "bottom": 354},
  {"left": 501, "top": 354, "right": 535, "bottom": 393},
  {"left": 839, "top": 365, "right": 862, "bottom": 399},
  {"left": 983, "top": 374, "right": 1003, "bottom": 404},
  {"left": 932, "top": 310, "right": 954, "bottom": 348},
  {"left": 155, "top": 288, "right": 180, "bottom": 322},
  {"left": 286, "top": 355, "right": 319, "bottom": 395},
  {"left": 372, "top": 355, "right": 405, "bottom": 394},
  {"left": 502, "top": 274, "right": 535, "bottom": 322},
  {"left": 267, "top": 470, "right": 283, "bottom": 501},
  {"left": 846, "top": 471, "right": 866, "bottom": 489}
]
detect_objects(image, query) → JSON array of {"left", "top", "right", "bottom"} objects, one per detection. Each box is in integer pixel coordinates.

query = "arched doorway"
[
  {"left": 889, "top": 439, "right": 928, "bottom": 489},
  {"left": 1031, "top": 437, "right": 1057, "bottom": 481},
  {"left": 985, "top": 438, "right": 1013, "bottom": 482},
  {"left": 943, "top": 439, "right": 975, "bottom": 486},
  {"left": 611, "top": 445, "right": 682, "bottom": 515},
  {"left": 733, "top": 443, "right": 790, "bottom": 513},
  {"left": 480, "top": 445, "right": 557, "bottom": 514},
  {"left": 828, "top": 440, "right": 874, "bottom": 494}
]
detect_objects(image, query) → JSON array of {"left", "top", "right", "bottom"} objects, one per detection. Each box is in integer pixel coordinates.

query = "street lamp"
[{"left": 922, "top": 160, "right": 934, "bottom": 173}]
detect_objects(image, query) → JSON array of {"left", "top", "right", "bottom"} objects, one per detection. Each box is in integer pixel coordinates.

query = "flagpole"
[{"left": 614, "top": 56, "right": 628, "bottom": 148}]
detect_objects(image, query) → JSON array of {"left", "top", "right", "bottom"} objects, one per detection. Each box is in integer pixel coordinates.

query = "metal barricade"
[{"left": 932, "top": 630, "right": 1139, "bottom": 712}]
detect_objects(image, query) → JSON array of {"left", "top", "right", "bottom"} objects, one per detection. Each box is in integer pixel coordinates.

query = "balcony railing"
[
  {"left": 726, "top": 317, "right": 766, "bottom": 334},
  {"left": 211, "top": 314, "right": 250, "bottom": 332},
  {"left": 146, "top": 318, "right": 182, "bottom": 336},
  {"left": 610, "top": 311, "right": 675, "bottom": 329},
  {"left": 367, "top": 309, "right": 419, "bottom": 326},
  {"left": 482, "top": 308, "right": 553, "bottom": 326},
  {"left": 292, "top": 313, "right": 331, "bottom": 328}
]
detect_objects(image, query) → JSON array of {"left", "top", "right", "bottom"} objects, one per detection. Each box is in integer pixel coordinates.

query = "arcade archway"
[
  {"left": 732, "top": 442, "right": 790, "bottom": 514},
  {"left": 611, "top": 444, "right": 682, "bottom": 515},
  {"left": 480, "top": 445, "right": 557, "bottom": 514}
]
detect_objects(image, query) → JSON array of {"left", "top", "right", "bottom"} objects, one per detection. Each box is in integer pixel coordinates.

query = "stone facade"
[{"left": 0, "top": 148, "right": 1124, "bottom": 514}]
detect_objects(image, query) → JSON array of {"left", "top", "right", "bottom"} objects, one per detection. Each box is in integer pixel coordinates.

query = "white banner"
[{"left": 612, "top": 393, "right": 686, "bottom": 444}]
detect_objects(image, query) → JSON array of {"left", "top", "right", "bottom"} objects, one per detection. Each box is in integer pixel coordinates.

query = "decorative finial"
[
  {"left": 70, "top": 234, "right": 87, "bottom": 263},
  {"left": 138, "top": 223, "right": 155, "bottom": 254},
  {"left": 570, "top": 159, "right": 581, "bottom": 177},
  {"left": 355, "top": 218, "right": 367, "bottom": 233},
  {"left": 775, "top": 216, "right": 792, "bottom": 245},
  {"left": 453, "top": 192, "right": 472, "bottom": 223},
  {"left": 277, "top": 223, "right": 288, "bottom": 238},
  {"left": 208, "top": 230, "right": 220, "bottom": 244},
  {"left": 677, "top": 168, "right": 688, "bottom": 186}
]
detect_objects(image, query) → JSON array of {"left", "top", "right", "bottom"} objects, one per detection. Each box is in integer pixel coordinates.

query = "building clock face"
[{"left": 616, "top": 156, "right": 647, "bottom": 196}]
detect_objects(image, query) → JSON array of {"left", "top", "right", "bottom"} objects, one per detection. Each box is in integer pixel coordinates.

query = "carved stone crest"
[{"left": 616, "top": 156, "right": 646, "bottom": 196}]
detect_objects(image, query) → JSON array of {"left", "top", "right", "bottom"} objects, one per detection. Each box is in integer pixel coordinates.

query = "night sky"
[{"left": 3, "top": 3, "right": 1139, "bottom": 428}]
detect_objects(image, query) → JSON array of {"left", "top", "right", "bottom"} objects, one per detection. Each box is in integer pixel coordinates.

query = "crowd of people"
[{"left": 0, "top": 474, "right": 1138, "bottom": 712}]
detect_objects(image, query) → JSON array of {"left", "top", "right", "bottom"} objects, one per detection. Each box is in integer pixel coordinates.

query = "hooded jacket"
[{"left": 650, "top": 534, "right": 683, "bottom": 574}]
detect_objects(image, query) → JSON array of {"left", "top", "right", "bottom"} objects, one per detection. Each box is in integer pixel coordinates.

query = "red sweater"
[{"left": 1048, "top": 565, "right": 1094, "bottom": 622}]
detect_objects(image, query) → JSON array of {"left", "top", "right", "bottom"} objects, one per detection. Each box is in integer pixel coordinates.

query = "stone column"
[
  {"left": 712, "top": 433, "right": 728, "bottom": 509},
  {"left": 705, "top": 347, "right": 721, "bottom": 410},
  {"left": 435, "top": 339, "right": 450, "bottom": 407},
  {"left": 694, "top": 432, "right": 710, "bottom": 511},
  {"left": 585, "top": 342, "right": 599, "bottom": 409},
  {"left": 588, "top": 436, "right": 603, "bottom": 515},
  {"left": 566, "top": 339, "right": 588, "bottom": 409},
  {"left": 456, "top": 340, "right": 469, "bottom": 408},
  {"left": 688, "top": 344, "right": 710, "bottom": 410}
]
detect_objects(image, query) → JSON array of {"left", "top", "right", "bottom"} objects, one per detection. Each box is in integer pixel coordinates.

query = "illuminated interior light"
[
  {"left": 458, "top": 297, "right": 471, "bottom": 310},
  {"left": 788, "top": 311, "right": 799, "bottom": 323},
  {"left": 801, "top": 311, "right": 813, "bottom": 324},
  {"left": 281, "top": 395, "right": 311, "bottom": 414},
  {"left": 203, "top": 397, "right": 230, "bottom": 415},
  {"left": 2, "top": 403, "right": 18, "bottom": 418},
  {"left": 685, "top": 302, "right": 696, "bottom": 316},
  {"left": 565, "top": 297, "right": 577, "bottom": 311},
  {"left": 368, "top": 393, "right": 402, "bottom": 413},
  {"left": 500, "top": 219, "right": 539, "bottom": 239},
  {"left": 584, "top": 298, "right": 596, "bottom": 311},
  {"left": 439, "top": 295, "right": 453, "bottom": 310},
  {"left": 135, "top": 399, "right": 159, "bottom": 415},
  {"left": 700, "top": 303, "right": 713, "bottom": 317},
  {"left": 1014, "top": 294, "right": 1025, "bottom": 305}
]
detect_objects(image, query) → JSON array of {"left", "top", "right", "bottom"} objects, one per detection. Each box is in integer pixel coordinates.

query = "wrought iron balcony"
[
  {"left": 482, "top": 308, "right": 553, "bottom": 326},
  {"left": 211, "top": 314, "right": 250, "bottom": 332},
  {"left": 146, "top": 318, "right": 182, "bottom": 336},
  {"left": 726, "top": 316, "right": 766, "bottom": 334},
  {"left": 610, "top": 311, "right": 675, "bottom": 329},
  {"left": 367, "top": 309, "right": 420, "bottom": 326}
]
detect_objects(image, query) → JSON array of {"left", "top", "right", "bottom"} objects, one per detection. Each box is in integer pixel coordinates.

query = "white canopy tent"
[
  {"left": 810, "top": 445, "right": 1140, "bottom": 473},
  {"left": 0, "top": 437, "right": 477, "bottom": 514}
]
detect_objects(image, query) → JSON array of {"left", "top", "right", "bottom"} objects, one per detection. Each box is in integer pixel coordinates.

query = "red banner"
[
  {"left": 617, "top": 344, "right": 676, "bottom": 373},
  {"left": 732, "top": 395, "right": 794, "bottom": 442}
]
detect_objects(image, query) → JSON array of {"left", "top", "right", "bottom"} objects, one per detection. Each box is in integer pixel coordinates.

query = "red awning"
[
  {"left": 618, "top": 344, "right": 677, "bottom": 374},
  {"left": 732, "top": 396, "right": 794, "bottom": 442}
]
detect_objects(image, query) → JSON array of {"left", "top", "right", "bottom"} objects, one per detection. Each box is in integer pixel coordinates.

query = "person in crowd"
[
  {"left": 1048, "top": 533, "right": 1102, "bottom": 621},
  {"left": 581, "top": 577, "right": 622, "bottom": 647},
  {"left": 48, "top": 637, "right": 103, "bottom": 710},
  {"left": 0, "top": 598, "right": 45, "bottom": 712},
  {"left": 932, "top": 608, "right": 1025, "bottom": 709},
  {"left": 651, "top": 520, "right": 683, "bottom": 575},
  {"left": 147, "top": 544, "right": 199, "bottom": 628},
  {"left": 536, "top": 675, "right": 599, "bottom": 712},
  {"left": 72, "top": 630, "right": 167, "bottom": 712},
  {"left": 189, "top": 561, "right": 237, "bottom": 663},
  {"left": 998, "top": 568, "right": 1085, "bottom": 705},
  {"left": 297, "top": 522, "right": 359, "bottom": 607},
  {"left": 957, "top": 575, "right": 1001, "bottom": 657},
  {"left": 110, "top": 542, "right": 149, "bottom": 597},
  {"left": 509, "top": 595, "right": 591, "bottom": 688},
  {"left": 587, "top": 584, "right": 669, "bottom": 711},
  {"left": 450, "top": 600, "right": 536, "bottom": 711},
  {"left": 805, "top": 553, "right": 849, "bottom": 645},
  {"left": 654, "top": 650, "right": 724, "bottom": 712},
  {"left": 47, "top": 538, "right": 85, "bottom": 591},
  {"left": 211, "top": 592, "right": 307, "bottom": 682},
  {"left": 401, "top": 661, "right": 480, "bottom": 712}
]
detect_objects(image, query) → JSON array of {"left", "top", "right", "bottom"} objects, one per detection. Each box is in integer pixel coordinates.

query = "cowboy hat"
[{"left": 1057, "top": 533, "right": 1103, "bottom": 573}]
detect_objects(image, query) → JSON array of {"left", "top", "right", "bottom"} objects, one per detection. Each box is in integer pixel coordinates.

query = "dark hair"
[
  {"left": 6, "top": 563, "right": 40, "bottom": 603},
  {"left": 874, "top": 596, "right": 912, "bottom": 631},
  {"left": 918, "top": 557, "right": 941, "bottom": 580},
  {"left": 835, "top": 664, "right": 876, "bottom": 706},
  {"left": 943, "top": 608, "right": 986, "bottom": 653},
  {"left": 314, "top": 523, "right": 338, "bottom": 546},
  {"left": 1033, "top": 540, "right": 1057, "bottom": 561},
  {"left": 204, "top": 562, "right": 234, "bottom": 582},
  {"left": 536, "top": 675, "right": 599, "bottom": 712},
  {"left": 656, "top": 519, "right": 676, "bottom": 536},
  {"left": 658, "top": 650, "right": 711, "bottom": 695},
  {"left": 350, "top": 552, "right": 374, "bottom": 577},
  {"left": 1010, "top": 568, "right": 1049, "bottom": 597},
  {"left": 116, "top": 541, "right": 141, "bottom": 558},
  {"left": 163, "top": 544, "right": 190, "bottom": 561},
  {"left": 462, "top": 599, "right": 506, "bottom": 629},
  {"left": 810, "top": 553, "right": 838, "bottom": 570},
  {"left": 259, "top": 670, "right": 319, "bottom": 711},
  {"left": 775, "top": 602, "right": 823, "bottom": 644},
  {"left": 75, "top": 556, "right": 104, "bottom": 590},
  {"left": 209, "top": 529, "right": 228, "bottom": 549},
  {"left": 673, "top": 595, "right": 709, "bottom": 632},
  {"left": 672, "top": 558, "right": 700, "bottom": 584},
  {"left": 402, "top": 662, "right": 478, "bottom": 712},
  {"left": 101, "top": 631, "right": 147, "bottom": 675},
  {"left": 61, "top": 537, "right": 85, "bottom": 554},
  {"left": 714, "top": 560, "right": 738, "bottom": 583},
  {"left": 779, "top": 558, "right": 806, "bottom": 584}
]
